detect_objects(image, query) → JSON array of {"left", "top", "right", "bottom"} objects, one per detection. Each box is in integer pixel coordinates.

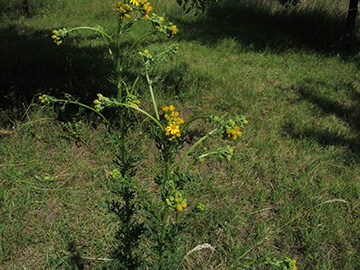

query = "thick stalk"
[
  {"left": 159, "top": 156, "right": 172, "bottom": 269},
  {"left": 146, "top": 72, "right": 160, "bottom": 120},
  {"left": 158, "top": 203, "right": 168, "bottom": 269}
]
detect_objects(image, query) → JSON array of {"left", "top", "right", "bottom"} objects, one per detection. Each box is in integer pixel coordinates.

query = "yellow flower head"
[
  {"left": 174, "top": 117, "right": 184, "bottom": 125},
  {"left": 168, "top": 105, "right": 175, "bottom": 111},
  {"left": 130, "top": 0, "right": 140, "bottom": 6},
  {"left": 162, "top": 106, "right": 169, "bottom": 112},
  {"left": 170, "top": 111, "right": 179, "bottom": 117},
  {"left": 170, "top": 25, "right": 178, "bottom": 35},
  {"left": 176, "top": 204, "right": 183, "bottom": 213},
  {"left": 165, "top": 123, "right": 180, "bottom": 135}
]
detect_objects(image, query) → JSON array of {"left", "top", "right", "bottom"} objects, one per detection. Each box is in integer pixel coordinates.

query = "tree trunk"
[
  {"left": 22, "top": 0, "right": 30, "bottom": 17},
  {"left": 343, "top": 0, "right": 359, "bottom": 50}
]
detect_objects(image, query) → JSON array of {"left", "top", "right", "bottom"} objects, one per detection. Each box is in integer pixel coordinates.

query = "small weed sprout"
[{"left": 40, "top": 1, "right": 247, "bottom": 268}]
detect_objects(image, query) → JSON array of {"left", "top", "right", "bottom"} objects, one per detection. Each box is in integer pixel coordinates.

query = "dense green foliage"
[{"left": 1, "top": 0, "right": 360, "bottom": 269}]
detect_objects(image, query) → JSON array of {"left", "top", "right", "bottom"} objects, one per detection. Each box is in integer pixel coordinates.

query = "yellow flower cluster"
[
  {"left": 51, "top": 28, "right": 67, "bottom": 45},
  {"left": 226, "top": 121, "right": 242, "bottom": 140},
  {"left": 109, "top": 168, "right": 121, "bottom": 180},
  {"left": 138, "top": 49, "right": 153, "bottom": 60},
  {"left": 226, "top": 118, "right": 248, "bottom": 140},
  {"left": 139, "top": 0, "right": 153, "bottom": 19},
  {"left": 116, "top": 1, "right": 132, "bottom": 19},
  {"left": 38, "top": 94, "right": 53, "bottom": 104},
  {"left": 169, "top": 23, "right": 178, "bottom": 36},
  {"left": 163, "top": 105, "right": 184, "bottom": 141},
  {"left": 210, "top": 115, "right": 248, "bottom": 141},
  {"left": 166, "top": 190, "right": 187, "bottom": 213},
  {"left": 93, "top": 93, "right": 111, "bottom": 111}
]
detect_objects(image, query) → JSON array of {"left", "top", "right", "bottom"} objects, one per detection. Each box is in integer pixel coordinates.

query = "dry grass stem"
[{"left": 185, "top": 243, "right": 216, "bottom": 257}]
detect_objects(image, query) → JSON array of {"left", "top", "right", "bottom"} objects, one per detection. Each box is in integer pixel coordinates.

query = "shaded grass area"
[
  {"left": 1, "top": 0, "right": 360, "bottom": 269},
  {"left": 174, "top": 0, "right": 360, "bottom": 55},
  {"left": 0, "top": 24, "right": 114, "bottom": 115}
]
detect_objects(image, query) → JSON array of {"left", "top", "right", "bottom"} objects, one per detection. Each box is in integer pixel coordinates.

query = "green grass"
[{"left": 1, "top": 0, "right": 360, "bottom": 269}]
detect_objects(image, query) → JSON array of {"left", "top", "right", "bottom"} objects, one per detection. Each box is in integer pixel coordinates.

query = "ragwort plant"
[{"left": 40, "top": 1, "right": 247, "bottom": 268}]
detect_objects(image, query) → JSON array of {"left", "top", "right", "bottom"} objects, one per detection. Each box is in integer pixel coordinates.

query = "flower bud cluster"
[
  {"left": 196, "top": 203, "right": 206, "bottom": 211},
  {"left": 138, "top": 49, "right": 153, "bottom": 61},
  {"left": 125, "top": 94, "right": 141, "bottom": 108},
  {"left": 109, "top": 169, "right": 122, "bottom": 180},
  {"left": 166, "top": 190, "right": 187, "bottom": 213},
  {"left": 168, "top": 43, "right": 180, "bottom": 55},
  {"left": 211, "top": 115, "right": 248, "bottom": 141},
  {"left": 216, "top": 145, "right": 234, "bottom": 162},
  {"left": 116, "top": 1, "right": 133, "bottom": 19},
  {"left": 139, "top": 0, "right": 153, "bottom": 19},
  {"left": 198, "top": 145, "right": 234, "bottom": 162},
  {"left": 168, "top": 23, "right": 178, "bottom": 37},
  {"left": 51, "top": 28, "right": 68, "bottom": 45},
  {"left": 38, "top": 94, "right": 55, "bottom": 105},
  {"left": 162, "top": 105, "right": 184, "bottom": 141},
  {"left": 148, "top": 14, "right": 178, "bottom": 38},
  {"left": 93, "top": 93, "right": 111, "bottom": 111}
]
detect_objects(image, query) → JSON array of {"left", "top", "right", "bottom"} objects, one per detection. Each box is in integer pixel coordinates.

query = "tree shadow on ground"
[
  {"left": 0, "top": 24, "right": 192, "bottom": 123},
  {"left": 0, "top": 25, "right": 114, "bottom": 123},
  {"left": 176, "top": 0, "right": 360, "bottom": 56},
  {"left": 283, "top": 79, "right": 360, "bottom": 159}
]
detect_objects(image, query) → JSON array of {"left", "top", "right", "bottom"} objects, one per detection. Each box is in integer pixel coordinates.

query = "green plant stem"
[
  {"left": 181, "top": 115, "right": 209, "bottom": 133},
  {"left": 123, "top": 104, "right": 163, "bottom": 130},
  {"left": 69, "top": 26, "right": 113, "bottom": 43},
  {"left": 146, "top": 72, "right": 160, "bottom": 121},
  {"left": 159, "top": 202, "right": 168, "bottom": 269},
  {"left": 126, "top": 31, "right": 155, "bottom": 57},
  {"left": 158, "top": 155, "right": 173, "bottom": 268},
  {"left": 120, "top": 114, "right": 126, "bottom": 161},
  {"left": 50, "top": 98, "right": 118, "bottom": 139},
  {"left": 177, "top": 128, "right": 219, "bottom": 169}
]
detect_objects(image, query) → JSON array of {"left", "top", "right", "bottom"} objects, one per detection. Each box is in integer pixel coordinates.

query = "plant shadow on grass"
[
  {"left": 67, "top": 240, "right": 85, "bottom": 270},
  {"left": 176, "top": 0, "right": 360, "bottom": 57},
  {"left": 284, "top": 79, "right": 360, "bottom": 159},
  {"left": 0, "top": 25, "right": 114, "bottom": 122}
]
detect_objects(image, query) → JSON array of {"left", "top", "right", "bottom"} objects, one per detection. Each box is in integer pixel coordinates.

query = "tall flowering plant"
[{"left": 40, "top": 1, "right": 247, "bottom": 268}]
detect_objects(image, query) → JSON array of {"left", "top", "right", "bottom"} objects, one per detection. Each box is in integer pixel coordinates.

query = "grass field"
[{"left": 1, "top": 0, "right": 360, "bottom": 269}]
